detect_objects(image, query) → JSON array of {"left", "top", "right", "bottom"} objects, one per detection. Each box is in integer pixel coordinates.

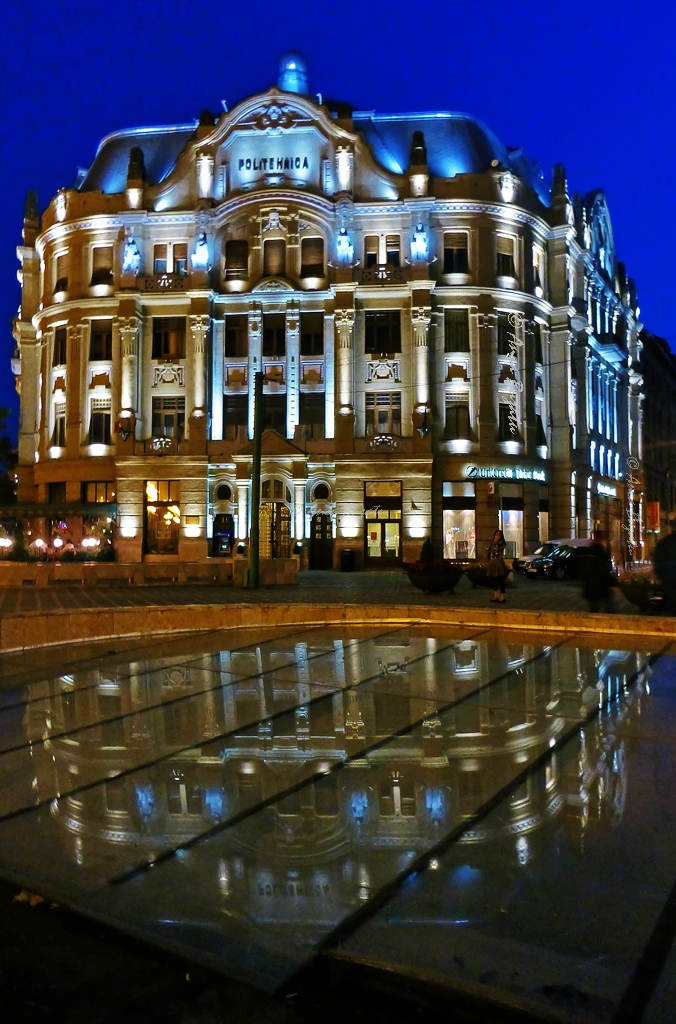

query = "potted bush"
[{"left": 405, "top": 539, "right": 465, "bottom": 593}]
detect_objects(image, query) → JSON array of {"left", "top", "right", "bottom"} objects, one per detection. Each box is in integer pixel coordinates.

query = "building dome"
[{"left": 278, "top": 51, "right": 309, "bottom": 95}]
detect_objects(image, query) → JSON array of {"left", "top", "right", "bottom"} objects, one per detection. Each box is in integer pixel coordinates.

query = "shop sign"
[
  {"left": 597, "top": 482, "right": 617, "bottom": 497},
  {"left": 464, "top": 465, "right": 547, "bottom": 483}
]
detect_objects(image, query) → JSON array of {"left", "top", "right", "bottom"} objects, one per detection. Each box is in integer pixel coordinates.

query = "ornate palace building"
[
  {"left": 639, "top": 331, "right": 676, "bottom": 551},
  {"left": 12, "top": 53, "right": 644, "bottom": 568}
]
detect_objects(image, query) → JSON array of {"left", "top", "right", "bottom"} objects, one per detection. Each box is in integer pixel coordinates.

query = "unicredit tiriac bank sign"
[{"left": 464, "top": 465, "right": 547, "bottom": 482}]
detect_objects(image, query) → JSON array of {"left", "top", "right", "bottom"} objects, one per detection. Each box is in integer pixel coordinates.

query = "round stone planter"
[{"left": 406, "top": 565, "right": 464, "bottom": 594}]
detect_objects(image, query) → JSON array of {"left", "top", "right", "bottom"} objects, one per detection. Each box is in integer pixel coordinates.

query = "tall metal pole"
[{"left": 248, "top": 371, "right": 264, "bottom": 588}]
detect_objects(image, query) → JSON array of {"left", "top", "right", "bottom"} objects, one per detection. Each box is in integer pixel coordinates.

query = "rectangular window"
[
  {"left": 152, "top": 396, "right": 185, "bottom": 438},
  {"left": 89, "top": 399, "right": 111, "bottom": 445},
  {"left": 223, "top": 394, "right": 247, "bottom": 441},
  {"left": 496, "top": 236, "right": 516, "bottom": 278},
  {"left": 299, "top": 393, "right": 325, "bottom": 439},
  {"left": 48, "top": 481, "right": 66, "bottom": 503},
  {"left": 263, "top": 394, "right": 287, "bottom": 434},
  {"left": 263, "top": 238, "right": 286, "bottom": 277},
  {"left": 153, "top": 244, "right": 168, "bottom": 275},
  {"left": 444, "top": 397, "right": 471, "bottom": 439},
  {"left": 90, "top": 246, "right": 113, "bottom": 286},
  {"left": 443, "top": 232, "right": 469, "bottom": 274},
  {"left": 535, "top": 413, "right": 547, "bottom": 447},
  {"left": 82, "top": 481, "right": 116, "bottom": 503},
  {"left": 364, "top": 234, "right": 379, "bottom": 268},
  {"left": 89, "top": 322, "right": 113, "bottom": 361},
  {"left": 173, "top": 242, "right": 188, "bottom": 277},
  {"left": 497, "top": 313, "right": 512, "bottom": 355},
  {"left": 145, "top": 480, "right": 180, "bottom": 556},
  {"left": 224, "top": 314, "right": 248, "bottom": 357},
  {"left": 152, "top": 317, "right": 186, "bottom": 360},
  {"left": 300, "top": 237, "right": 324, "bottom": 278},
  {"left": 533, "top": 245, "right": 545, "bottom": 296},
  {"left": 54, "top": 252, "right": 68, "bottom": 293},
  {"left": 385, "top": 234, "right": 400, "bottom": 267},
  {"left": 53, "top": 327, "right": 67, "bottom": 366},
  {"left": 444, "top": 309, "right": 470, "bottom": 352},
  {"left": 498, "top": 401, "right": 517, "bottom": 441},
  {"left": 225, "top": 239, "right": 248, "bottom": 280},
  {"left": 263, "top": 314, "right": 286, "bottom": 357},
  {"left": 364, "top": 310, "right": 401, "bottom": 354},
  {"left": 300, "top": 312, "right": 324, "bottom": 355},
  {"left": 533, "top": 322, "right": 543, "bottom": 363},
  {"left": 365, "top": 392, "right": 401, "bottom": 436},
  {"left": 52, "top": 402, "right": 66, "bottom": 447},
  {"left": 443, "top": 482, "right": 476, "bottom": 559}
]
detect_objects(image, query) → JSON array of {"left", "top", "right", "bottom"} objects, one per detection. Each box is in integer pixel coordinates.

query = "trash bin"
[{"left": 340, "top": 548, "right": 355, "bottom": 572}]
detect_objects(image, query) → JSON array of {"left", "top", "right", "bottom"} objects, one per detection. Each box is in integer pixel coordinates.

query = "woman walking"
[{"left": 486, "top": 529, "right": 508, "bottom": 603}]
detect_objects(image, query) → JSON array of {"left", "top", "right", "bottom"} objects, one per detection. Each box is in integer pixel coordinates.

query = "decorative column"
[
  {"left": 236, "top": 481, "right": 249, "bottom": 540},
  {"left": 335, "top": 308, "right": 355, "bottom": 414},
  {"left": 293, "top": 480, "right": 305, "bottom": 540},
  {"left": 411, "top": 306, "right": 431, "bottom": 411},
  {"left": 189, "top": 314, "right": 209, "bottom": 414},
  {"left": 286, "top": 304, "right": 300, "bottom": 439},
  {"left": 118, "top": 316, "right": 138, "bottom": 416}
]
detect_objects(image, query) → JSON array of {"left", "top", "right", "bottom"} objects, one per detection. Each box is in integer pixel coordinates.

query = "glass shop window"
[
  {"left": 443, "top": 481, "right": 476, "bottom": 559},
  {"left": 499, "top": 483, "right": 524, "bottom": 559},
  {"left": 82, "top": 481, "right": 116, "bottom": 503}
]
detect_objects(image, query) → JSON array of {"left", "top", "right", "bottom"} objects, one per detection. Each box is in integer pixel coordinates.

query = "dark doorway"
[{"left": 310, "top": 513, "right": 333, "bottom": 569}]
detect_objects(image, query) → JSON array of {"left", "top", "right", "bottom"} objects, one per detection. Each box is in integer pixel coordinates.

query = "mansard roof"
[
  {"left": 352, "top": 111, "right": 548, "bottom": 202},
  {"left": 75, "top": 95, "right": 548, "bottom": 204}
]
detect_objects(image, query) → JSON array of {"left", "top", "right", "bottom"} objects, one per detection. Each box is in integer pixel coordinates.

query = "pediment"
[
  {"left": 236, "top": 429, "right": 307, "bottom": 458},
  {"left": 252, "top": 276, "right": 294, "bottom": 292}
]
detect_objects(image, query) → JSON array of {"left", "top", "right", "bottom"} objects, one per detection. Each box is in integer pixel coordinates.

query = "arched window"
[
  {"left": 216, "top": 483, "right": 232, "bottom": 501},
  {"left": 313, "top": 483, "right": 330, "bottom": 500}
]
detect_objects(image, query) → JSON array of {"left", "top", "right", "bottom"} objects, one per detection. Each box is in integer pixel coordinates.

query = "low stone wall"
[
  {"left": 1, "top": 602, "right": 675, "bottom": 654},
  {"left": 0, "top": 560, "right": 234, "bottom": 587}
]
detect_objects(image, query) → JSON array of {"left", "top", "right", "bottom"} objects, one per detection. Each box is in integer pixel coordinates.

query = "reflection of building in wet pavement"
[{"left": 25, "top": 635, "right": 645, "bottom": 931}]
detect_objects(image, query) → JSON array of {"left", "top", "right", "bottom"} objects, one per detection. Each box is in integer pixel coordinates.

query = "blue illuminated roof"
[
  {"left": 353, "top": 111, "right": 548, "bottom": 204},
  {"left": 78, "top": 124, "right": 197, "bottom": 193}
]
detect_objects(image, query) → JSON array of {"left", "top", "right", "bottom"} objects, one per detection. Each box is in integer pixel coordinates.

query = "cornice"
[{"left": 33, "top": 296, "right": 120, "bottom": 331}]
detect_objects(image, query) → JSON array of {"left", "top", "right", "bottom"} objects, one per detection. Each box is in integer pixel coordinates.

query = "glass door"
[{"left": 364, "top": 517, "right": 401, "bottom": 565}]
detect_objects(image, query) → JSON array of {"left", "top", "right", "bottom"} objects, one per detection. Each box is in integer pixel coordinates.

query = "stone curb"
[{"left": 2, "top": 603, "right": 676, "bottom": 654}]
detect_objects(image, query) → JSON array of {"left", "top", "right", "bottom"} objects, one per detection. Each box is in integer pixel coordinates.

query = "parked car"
[
  {"left": 525, "top": 545, "right": 578, "bottom": 580},
  {"left": 513, "top": 542, "right": 560, "bottom": 573}
]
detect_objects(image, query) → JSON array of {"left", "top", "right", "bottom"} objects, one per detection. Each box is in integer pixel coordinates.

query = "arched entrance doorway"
[{"left": 310, "top": 513, "right": 333, "bottom": 569}]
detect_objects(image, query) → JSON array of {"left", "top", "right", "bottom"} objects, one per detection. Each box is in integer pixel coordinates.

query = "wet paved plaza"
[{"left": 0, "top": 621, "right": 674, "bottom": 1022}]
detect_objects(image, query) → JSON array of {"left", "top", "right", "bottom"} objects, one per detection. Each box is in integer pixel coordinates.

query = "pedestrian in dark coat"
[
  {"left": 576, "top": 533, "right": 613, "bottom": 613},
  {"left": 653, "top": 527, "right": 676, "bottom": 615},
  {"left": 486, "top": 529, "right": 508, "bottom": 603}
]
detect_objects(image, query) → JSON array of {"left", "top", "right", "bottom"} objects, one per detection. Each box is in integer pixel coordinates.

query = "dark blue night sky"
[{"left": 2, "top": 0, "right": 674, "bottom": 438}]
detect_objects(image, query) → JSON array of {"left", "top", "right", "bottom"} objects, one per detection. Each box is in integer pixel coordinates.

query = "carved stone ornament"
[
  {"left": 366, "top": 359, "right": 401, "bottom": 383},
  {"left": 262, "top": 209, "right": 282, "bottom": 232},
  {"left": 153, "top": 365, "right": 185, "bottom": 387},
  {"left": 243, "top": 103, "right": 311, "bottom": 133}
]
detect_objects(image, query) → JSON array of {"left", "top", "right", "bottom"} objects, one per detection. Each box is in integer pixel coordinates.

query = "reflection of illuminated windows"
[
  {"left": 105, "top": 777, "right": 127, "bottom": 812},
  {"left": 454, "top": 642, "right": 478, "bottom": 674},
  {"left": 98, "top": 689, "right": 123, "bottom": 746},
  {"left": 314, "top": 775, "right": 339, "bottom": 816},
  {"left": 374, "top": 693, "right": 409, "bottom": 735},
  {"left": 546, "top": 753, "right": 558, "bottom": 790},
  {"left": 510, "top": 778, "right": 531, "bottom": 807},
  {"left": 458, "top": 772, "right": 483, "bottom": 815},
  {"left": 167, "top": 775, "right": 202, "bottom": 815},
  {"left": 506, "top": 645, "right": 525, "bottom": 666},
  {"left": 379, "top": 773, "right": 416, "bottom": 817},
  {"left": 454, "top": 702, "right": 481, "bottom": 735},
  {"left": 278, "top": 790, "right": 301, "bottom": 816},
  {"left": 310, "top": 695, "right": 335, "bottom": 737}
]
